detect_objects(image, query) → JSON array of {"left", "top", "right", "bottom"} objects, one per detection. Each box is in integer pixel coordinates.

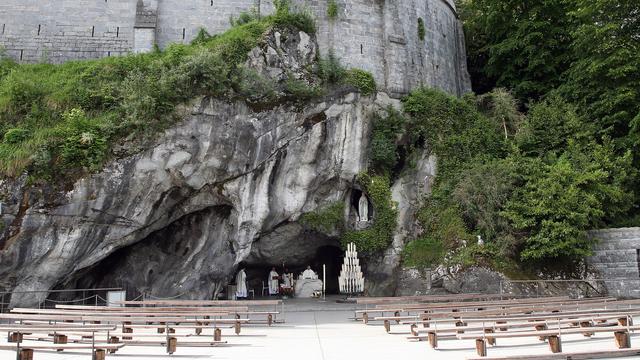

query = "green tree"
[
  {"left": 459, "top": 0, "right": 576, "bottom": 101},
  {"left": 560, "top": 0, "right": 640, "bottom": 140}
]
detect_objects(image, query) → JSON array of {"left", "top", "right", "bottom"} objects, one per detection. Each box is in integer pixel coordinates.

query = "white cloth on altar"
[
  {"left": 301, "top": 269, "right": 317, "bottom": 279},
  {"left": 268, "top": 270, "right": 279, "bottom": 295},
  {"left": 295, "top": 279, "right": 323, "bottom": 298},
  {"left": 235, "top": 269, "right": 247, "bottom": 298}
]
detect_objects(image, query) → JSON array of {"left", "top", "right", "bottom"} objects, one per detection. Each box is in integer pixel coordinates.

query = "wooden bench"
[
  {"left": 466, "top": 348, "right": 640, "bottom": 360},
  {"left": 355, "top": 297, "right": 617, "bottom": 323},
  {"left": 0, "top": 343, "right": 124, "bottom": 360},
  {"left": 457, "top": 325, "right": 640, "bottom": 357}
]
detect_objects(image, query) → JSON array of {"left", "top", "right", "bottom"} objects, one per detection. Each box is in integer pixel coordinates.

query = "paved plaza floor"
[{"left": 1, "top": 297, "right": 639, "bottom": 359}]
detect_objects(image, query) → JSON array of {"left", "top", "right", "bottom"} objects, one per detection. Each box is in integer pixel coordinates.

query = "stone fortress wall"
[
  {"left": 587, "top": 227, "right": 640, "bottom": 298},
  {"left": 0, "top": 0, "right": 471, "bottom": 96}
]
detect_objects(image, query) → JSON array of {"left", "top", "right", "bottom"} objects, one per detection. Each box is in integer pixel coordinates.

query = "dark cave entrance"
[
  {"left": 241, "top": 244, "right": 344, "bottom": 297},
  {"left": 313, "top": 245, "right": 343, "bottom": 294}
]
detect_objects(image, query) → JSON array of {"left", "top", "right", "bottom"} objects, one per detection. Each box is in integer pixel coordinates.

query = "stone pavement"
[{"left": 0, "top": 297, "right": 638, "bottom": 360}]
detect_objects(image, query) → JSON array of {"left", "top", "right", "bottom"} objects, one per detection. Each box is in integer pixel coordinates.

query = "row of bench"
[
  {"left": 350, "top": 294, "right": 640, "bottom": 359},
  {"left": 0, "top": 299, "right": 284, "bottom": 359}
]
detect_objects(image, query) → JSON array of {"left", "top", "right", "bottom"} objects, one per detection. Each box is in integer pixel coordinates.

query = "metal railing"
[{"left": 0, "top": 287, "right": 123, "bottom": 313}]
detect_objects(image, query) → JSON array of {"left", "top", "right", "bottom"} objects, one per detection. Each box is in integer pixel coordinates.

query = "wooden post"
[
  {"left": 548, "top": 335, "right": 562, "bottom": 353},
  {"left": 615, "top": 331, "right": 631, "bottom": 349},
  {"left": 410, "top": 324, "right": 418, "bottom": 337},
  {"left": 108, "top": 336, "right": 120, "bottom": 354},
  {"left": 497, "top": 321, "right": 507, "bottom": 331},
  {"left": 384, "top": 320, "right": 391, "bottom": 333},
  {"left": 580, "top": 321, "right": 593, "bottom": 337},
  {"left": 484, "top": 328, "right": 496, "bottom": 346},
  {"left": 363, "top": 312, "right": 368, "bottom": 324},
  {"left": 428, "top": 331, "right": 438, "bottom": 349},
  {"left": 235, "top": 321, "right": 242, "bottom": 335},
  {"left": 214, "top": 328, "right": 222, "bottom": 342},
  {"left": 166, "top": 336, "right": 177, "bottom": 354},
  {"left": 18, "top": 349, "right": 33, "bottom": 360},
  {"left": 94, "top": 349, "right": 106, "bottom": 360},
  {"left": 53, "top": 334, "right": 68, "bottom": 344},
  {"left": 475, "top": 338, "right": 487, "bottom": 357},
  {"left": 122, "top": 321, "right": 133, "bottom": 340},
  {"left": 8, "top": 332, "right": 23, "bottom": 343},
  {"left": 535, "top": 324, "right": 548, "bottom": 341},
  {"left": 195, "top": 321, "right": 203, "bottom": 336}
]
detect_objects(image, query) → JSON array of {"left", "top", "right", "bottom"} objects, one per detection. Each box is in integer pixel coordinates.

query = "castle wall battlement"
[{"left": 0, "top": 0, "right": 471, "bottom": 96}]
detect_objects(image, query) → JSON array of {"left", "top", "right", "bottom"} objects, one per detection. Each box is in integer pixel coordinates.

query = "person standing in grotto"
[{"left": 268, "top": 267, "right": 280, "bottom": 295}]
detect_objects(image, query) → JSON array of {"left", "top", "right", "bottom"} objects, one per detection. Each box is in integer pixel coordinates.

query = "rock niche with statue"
[{"left": 294, "top": 266, "right": 323, "bottom": 298}]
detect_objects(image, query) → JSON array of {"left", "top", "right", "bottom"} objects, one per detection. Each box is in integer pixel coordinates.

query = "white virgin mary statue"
[
  {"left": 235, "top": 269, "right": 247, "bottom": 298},
  {"left": 358, "top": 194, "right": 369, "bottom": 222}
]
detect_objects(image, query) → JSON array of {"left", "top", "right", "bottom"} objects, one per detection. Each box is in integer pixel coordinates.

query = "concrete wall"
[
  {"left": 587, "top": 227, "right": 640, "bottom": 298},
  {"left": 0, "top": 0, "right": 471, "bottom": 96}
]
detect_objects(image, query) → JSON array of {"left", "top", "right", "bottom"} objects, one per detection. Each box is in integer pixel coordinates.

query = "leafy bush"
[
  {"left": 342, "top": 173, "right": 398, "bottom": 253},
  {"left": 369, "top": 108, "right": 406, "bottom": 174},
  {"left": 3, "top": 128, "right": 30, "bottom": 144},
  {"left": 417, "top": 18, "right": 426, "bottom": 41},
  {"left": 301, "top": 202, "right": 345, "bottom": 233},
  {"left": 345, "top": 69, "right": 376, "bottom": 96},
  {"left": 317, "top": 51, "right": 345, "bottom": 84},
  {"left": 327, "top": 0, "right": 339, "bottom": 20},
  {"left": 230, "top": 8, "right": 261, "bottom": 27}
]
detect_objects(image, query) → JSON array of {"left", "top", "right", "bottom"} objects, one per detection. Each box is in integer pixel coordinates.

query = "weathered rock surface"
[
  {"left": 0, "top": 28, "right": 439, "bottom": 305},
  {"left": 0, "top": 90, "right": 385, "bottom": 306}
]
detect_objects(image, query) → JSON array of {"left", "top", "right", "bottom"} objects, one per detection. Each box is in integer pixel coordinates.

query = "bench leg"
[
  {"left": 394, "top": 311, "right": 401, "bottom": 324},
  {"left": 108, "top": 336, "right": 120, "bottom": 353},
  {"left": 384, "top": 320, "right": 390, "bottom": 333},
  {"left": 615, "top": 331, "right": 631, "bottom": 349},
  {"left": 166, "top": 337, "right": 177, "bottom": 354},
  {"left": 484, "top": 329, "right": 496, "bottom": 346},
  {"left": 8, "top": 332, "right": 23, "bottom": 343},
  {"left": 497, "top": 321, "right": 507, "bottom": 332},
  {"left": 535, "top": 324, "right": 548, "bottom": 341},
  {"left": 428, "top": 332, "right": 438, "bottom": 349},
  {"left": 476, "top": 339, "right": 487, "bottom": 357},
  {"left": 54, "top": 334, "right": 68, "bottom": 352},
  {"left": 18, "top": 349, "right": 33, "bottom": 360},
  {"left": 268, "top": 314, "right": 273, "bottom": 326},
  {"left": 235, "top": 321, "right": 242, "bottom": 335},
  {"left": 580, "top": 321, "right": 593, "bottom": 337},
  {"left": 122, "top": 322, "right": 133, "bottom": 340},
  {"left": 214, "top": 328, "right": 222, "bottom": 342},
  {"left": 363, "top": 312, "right": 369, "bottom": 324},
  {"left": 410, "top": 324, "right": 418, "bottom": 337},
  {"left": 94, "top": 349, "right": 106, "bottom": 360},
  {"left": 548, "top": 335, "right": 562, "bottom": 353}
]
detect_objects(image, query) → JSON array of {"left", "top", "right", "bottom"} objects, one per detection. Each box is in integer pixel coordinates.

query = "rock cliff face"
[{"left": 0, "top": 28, "right": 437, "bottom": 306}]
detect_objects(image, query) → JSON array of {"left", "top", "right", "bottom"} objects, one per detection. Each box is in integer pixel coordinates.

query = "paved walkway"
[{"left": 1, "top": 297, "right": 638, "bottom": 359}]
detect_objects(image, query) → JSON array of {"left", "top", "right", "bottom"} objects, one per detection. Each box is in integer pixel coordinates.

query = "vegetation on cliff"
[
  {"left": 0, "top": 1, "right": 375, "bottom": 184},
  {"left": 398, "top": 0, "right": 639, "bottom": 273}
]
